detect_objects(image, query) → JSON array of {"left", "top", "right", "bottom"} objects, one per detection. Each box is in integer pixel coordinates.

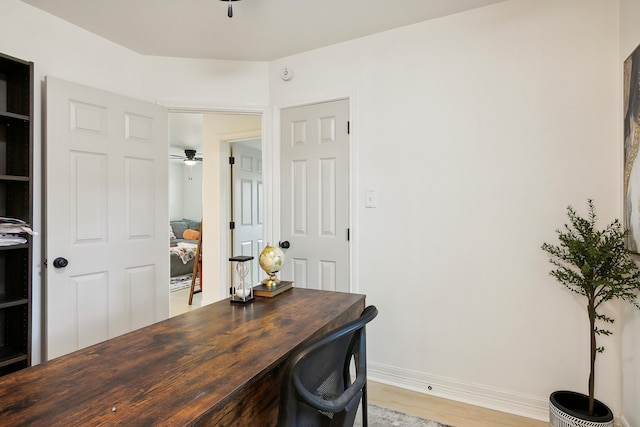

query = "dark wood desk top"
[{"left": 0, "top": 288, "right": 365, "bottom": 426}]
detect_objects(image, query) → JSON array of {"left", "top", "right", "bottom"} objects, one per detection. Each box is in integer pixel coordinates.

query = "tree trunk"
[{"left": 588, "top": 302, "right": 596, "bottom": 416}]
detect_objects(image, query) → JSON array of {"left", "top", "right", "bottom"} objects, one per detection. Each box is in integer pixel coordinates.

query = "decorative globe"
[{"left": 258, "top": 245, "right": 285, "bottom": 288}]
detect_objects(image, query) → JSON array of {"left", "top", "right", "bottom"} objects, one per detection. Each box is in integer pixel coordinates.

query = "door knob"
[
  {"left": 279, "top": 241, "right": 290, "bottom": 249},
  {"left": 53, "top": 257, "right": 69, "bottom": 268}
]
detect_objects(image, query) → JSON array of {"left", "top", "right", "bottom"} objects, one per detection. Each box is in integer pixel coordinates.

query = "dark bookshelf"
[{"left": 0, "top": 52, "right": 33, "bottom": 376}]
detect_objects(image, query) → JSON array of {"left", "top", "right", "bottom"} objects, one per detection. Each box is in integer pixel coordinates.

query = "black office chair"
[{"left": 277, "top": 305, "right": 378, "bottom": 427}]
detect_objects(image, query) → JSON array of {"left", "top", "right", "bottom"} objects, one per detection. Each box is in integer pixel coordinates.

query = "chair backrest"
[{"left": 277, "top": 305, "right": 378, "bottom": 427}]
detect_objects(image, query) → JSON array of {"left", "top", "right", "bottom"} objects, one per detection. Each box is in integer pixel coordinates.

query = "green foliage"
[
  {"left": 541, "top": 200, "right": 640, "bottom": 313},
  {"left": 541, "top": 199, "right": 640, "bottom": 415}
]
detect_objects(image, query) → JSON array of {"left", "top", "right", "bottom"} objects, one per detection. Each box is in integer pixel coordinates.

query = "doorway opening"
[{"left": 168, "top": 111, "right": 263, "bottom": 315}]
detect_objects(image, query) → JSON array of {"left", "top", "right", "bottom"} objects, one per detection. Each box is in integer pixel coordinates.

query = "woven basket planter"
[{"left": 549, "top": 391, "right": 613, "bottom": 427}]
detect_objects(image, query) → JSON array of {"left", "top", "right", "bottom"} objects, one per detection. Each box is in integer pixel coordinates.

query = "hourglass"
[{"left": 230, "top": 255, "right": 254, "bottom": 304}]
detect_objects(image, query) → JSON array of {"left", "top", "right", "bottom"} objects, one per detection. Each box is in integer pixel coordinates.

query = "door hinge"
[
  {"left": 229, "top": 156, "right": 235, "bottom": 165},
  {"left": 347, "top": 121, "right": 350, "bottom": 135},
  {"left": 347, "top": 228, "right": 350, "bottom": 241},
  {"left": 230, "top": 221, "right": 235, "bottom": 230}
]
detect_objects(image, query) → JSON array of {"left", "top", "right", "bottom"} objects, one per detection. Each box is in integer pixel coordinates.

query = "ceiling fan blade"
[{"left": 169, "top": 149, "right": 203, "bottom": 162}]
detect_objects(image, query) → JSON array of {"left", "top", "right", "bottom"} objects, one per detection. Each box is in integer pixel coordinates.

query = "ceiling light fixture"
[
  {"left": 220, "top": 0, "right": 241, "bottom": 18},
  {"left": 183, "top": 149, "right": 199, "bottom": 166}
]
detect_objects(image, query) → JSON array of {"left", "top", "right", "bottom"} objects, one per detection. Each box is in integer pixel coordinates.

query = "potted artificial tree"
[{"left": 541, "top": 200, "right": 640, "bottom": 427}]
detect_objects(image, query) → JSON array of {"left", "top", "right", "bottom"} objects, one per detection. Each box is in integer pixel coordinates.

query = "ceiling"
[
  {"left": 169, "top": 113, "right": 203, "bottom": 156},
  {"left": 21, "top": 0, "right": 505, "bottom": 61},
  {"left": 168, "top": 112, "right": 261, "bottom": 156}
]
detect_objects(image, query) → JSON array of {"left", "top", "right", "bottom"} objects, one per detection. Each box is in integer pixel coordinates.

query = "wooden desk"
[{"left": 0, "top": 288, "right": 365, "bottom": 426}]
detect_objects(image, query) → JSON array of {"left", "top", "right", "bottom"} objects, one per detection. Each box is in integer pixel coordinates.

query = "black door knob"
[
  {"left": 53, "top": 257, "right": 69, "bottom": 268},
  {"left": 279, "top": 241, "right": 290, "bottom": 249}
]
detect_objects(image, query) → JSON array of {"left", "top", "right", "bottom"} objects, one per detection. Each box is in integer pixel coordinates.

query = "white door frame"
[
  {"left": 162, "top": 102, "right": 271, "bottom": 304},
  {"left": 272, "top": 93, "right": 359, "bottom": 294}
]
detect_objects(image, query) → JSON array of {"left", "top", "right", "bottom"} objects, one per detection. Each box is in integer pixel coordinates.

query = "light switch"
[{"left": 365, "top": 191, "right": 377, "bottom": 208}]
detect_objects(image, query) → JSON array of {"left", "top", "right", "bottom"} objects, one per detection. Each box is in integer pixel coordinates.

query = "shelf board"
[
  {"left": 0, "top": 243, "right": 29, "bottom": 251},
  {"left": 0, "top": 346, "right": 28, "bottom": 368},
  {"left": 0, "top": 294, "right": 28, "bottom": 309},
  {"left": 0, "top": 111, "right": 30, "bottom": 122},
  {"left": 0, "top": 174, "right": 29, "bottom": 182}
]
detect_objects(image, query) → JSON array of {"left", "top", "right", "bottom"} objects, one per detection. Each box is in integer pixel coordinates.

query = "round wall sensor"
[{"left": 281, "top": 67, "right": 294, "bottom": 81}]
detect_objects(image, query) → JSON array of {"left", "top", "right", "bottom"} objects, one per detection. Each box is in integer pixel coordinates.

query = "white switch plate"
[{"left": 365, "top": 190, "right": 377, "bottom": 208}]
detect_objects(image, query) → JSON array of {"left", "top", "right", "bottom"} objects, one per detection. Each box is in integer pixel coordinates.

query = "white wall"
[
  {"left": 169, "top": 162, "right": 185, "bottom": 220},
  {"left": 0, "top": 0, "right": 268, "bottom": 365},
  {"left": 182, "top": 164, "right": 203, "bottom": 221},
  {"left": 168, "top": 162, "right": 203, "bottom": 221},
  {"left": 1, "top": 0, "right": 632, "bottom": 422},
  {"left": 270, "top": 0, "right": 620, "bottom": 420},
  {"left": 620, "top": 2, "right": 640, "bottom": 426}
]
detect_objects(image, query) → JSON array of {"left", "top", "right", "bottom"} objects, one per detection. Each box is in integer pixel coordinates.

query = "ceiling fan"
[{"left": 170, "top": 149, "right": 203, "bottom": 165}]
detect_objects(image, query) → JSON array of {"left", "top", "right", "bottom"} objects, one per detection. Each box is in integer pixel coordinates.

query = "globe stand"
[{"left": 261, "top": 273, "right": 280, "bottom": 288}]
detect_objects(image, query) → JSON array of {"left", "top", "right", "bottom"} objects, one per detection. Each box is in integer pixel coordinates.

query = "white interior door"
[
  {"left": 280, "top": 99, "right": 350, "bottom": 292},
  {"left": 45, "top": 77, "right": 169, "bottom": 360},
  {"left": 231, "top": 141, "right": 263, "bottom": 286}
]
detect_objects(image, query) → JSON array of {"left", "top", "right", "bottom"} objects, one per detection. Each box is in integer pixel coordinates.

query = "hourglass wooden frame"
[{"left": 230, "top": 255, "right": 254, "bottom": 304}]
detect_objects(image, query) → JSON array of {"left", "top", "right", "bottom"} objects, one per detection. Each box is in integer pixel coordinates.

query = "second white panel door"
[{"left": 280, "top": 99, "right": 350, "bottom": 292}]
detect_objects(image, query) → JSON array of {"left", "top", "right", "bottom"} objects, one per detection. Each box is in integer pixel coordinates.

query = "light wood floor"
[
  {"left": 170, "top": 289, "right": 546, "bottom": 427},
  {"left": 170, "top": 286, "right": 202, "bottom": 317},
  {"left": 367, "top": 381, "right": 547, "bottom": 427}
]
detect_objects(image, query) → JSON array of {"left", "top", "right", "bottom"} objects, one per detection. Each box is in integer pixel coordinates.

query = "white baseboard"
[
  {"left": 368, "top": 361, "right": 549, "bottom": 422},
  {"left": 620, "top": 416, "right": 630, "bottom": 427}
]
